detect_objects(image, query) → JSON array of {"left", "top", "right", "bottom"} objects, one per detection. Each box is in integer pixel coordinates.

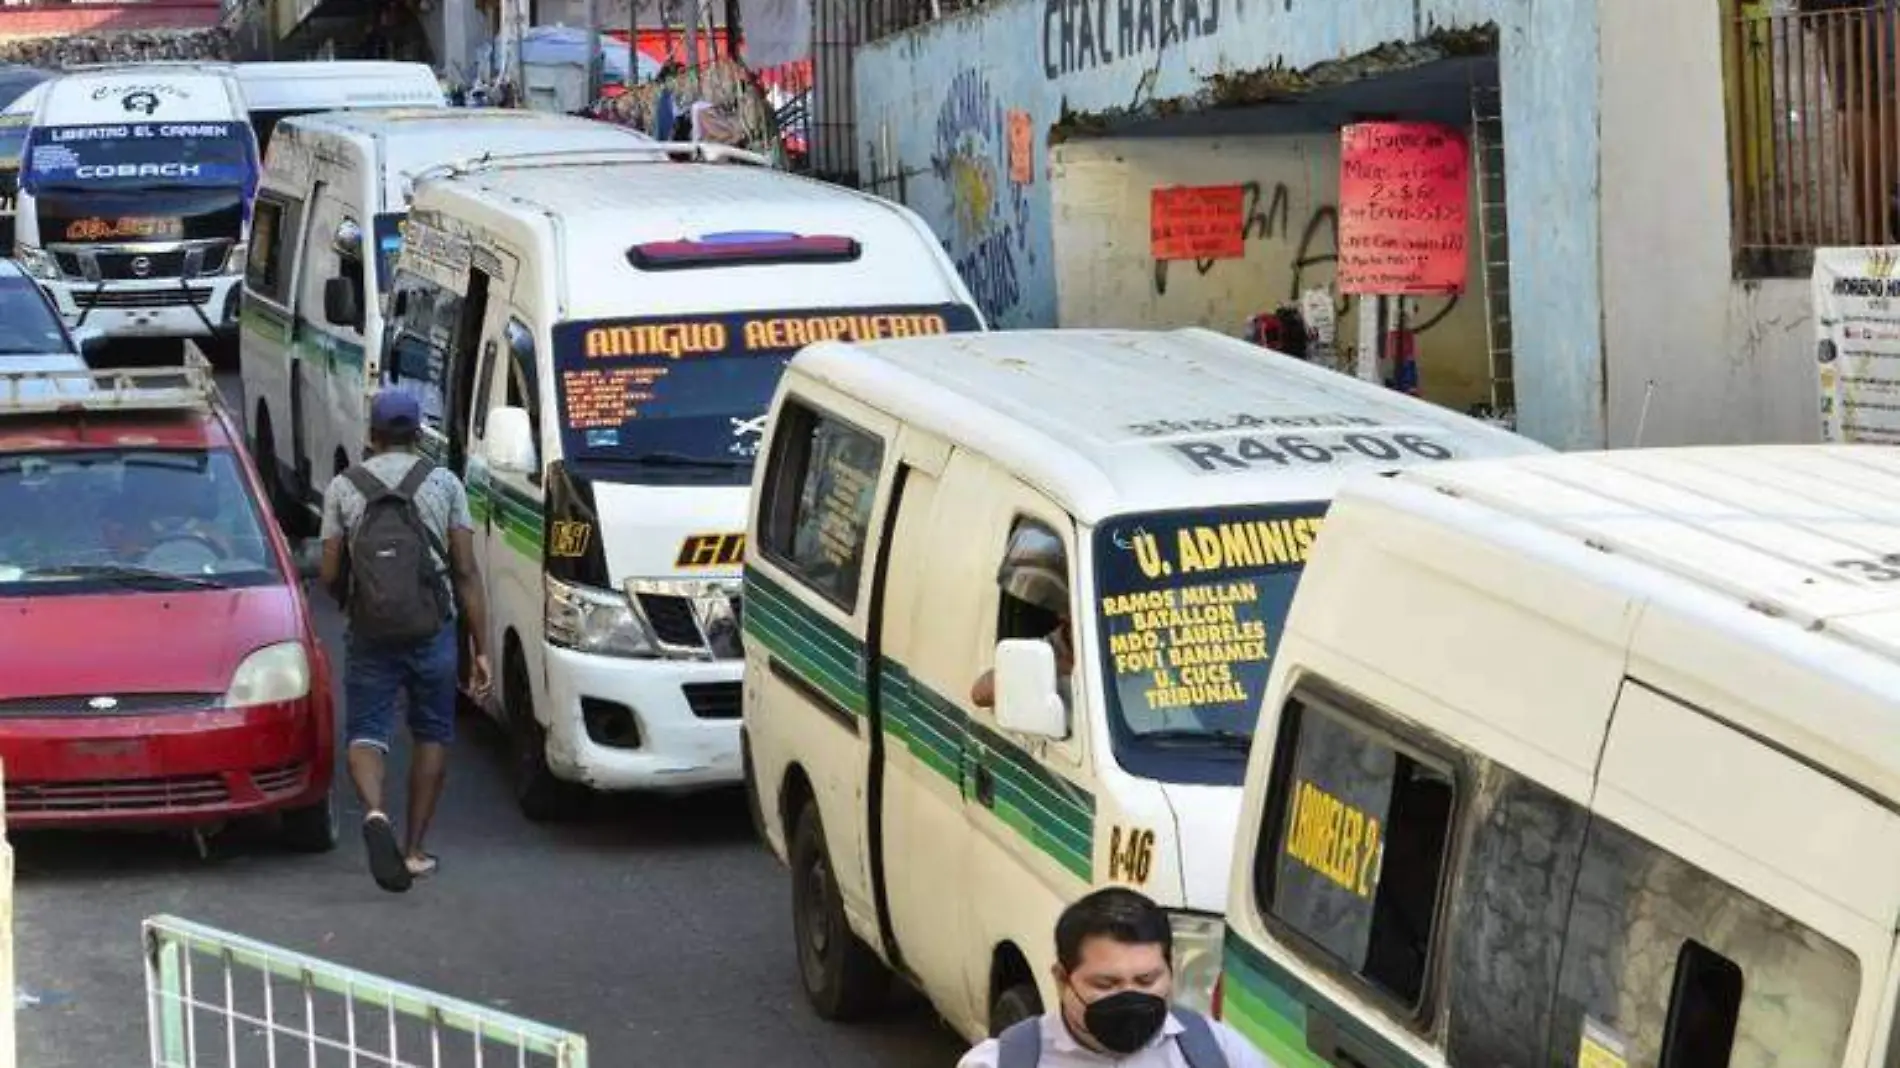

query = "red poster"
[
  {"left": 1151, "top": 185, "right": 1245, "bottom": 262},
  {"left": 1008, "top": 110, "right": 1034, "bottom": 185},
  {"left": 1337, "top": 122, "right": 1470, "bottom": 295}
]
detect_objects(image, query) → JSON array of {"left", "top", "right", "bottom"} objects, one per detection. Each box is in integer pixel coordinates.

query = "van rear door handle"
[{"left": 972, "top": 763, "right": 995, "bottom": 808}]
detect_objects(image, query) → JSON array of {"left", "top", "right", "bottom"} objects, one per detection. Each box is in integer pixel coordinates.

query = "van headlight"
[
  {"left": 1168, "top": 911, "right": 1225, "bottom": 1015},
  {"left": 545, "top": 575, "right": 654, "bottom": 658},
  {"left": 223, "top": 642, "right": 311, "bottom": 708},
  {"left": 16, "top": 245, "right": 58, "bottom": 281}
]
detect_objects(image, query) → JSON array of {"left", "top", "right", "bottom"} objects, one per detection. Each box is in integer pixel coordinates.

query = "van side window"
[
  {"left": 1552, "top": 818, "right": 1858, "bottom": 1068},
  {"left": 759, "top": 401, "right": 884, "bottom": 609},
  {"left": 245, "top": 195, "right": 299, "bottom": 304},
  {"left": 996, "top": 517, "right": 1068, "bottom": 640},
  {"left": 1444, "top": 767, "right": 1591, "bottom": 1066},
  {"left": 1255, "top": 693, "right": 1455, "bottom": 1014},
  {"left": 503, "top": 317, "right": 539, "bottom": 458},
  {"left": 381, "top": 269, "right": 460, "bottom": 431}
]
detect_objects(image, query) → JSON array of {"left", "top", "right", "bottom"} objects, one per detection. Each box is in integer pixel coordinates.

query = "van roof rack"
[
  {"left": 0, "top": 351, "right": 218, "bottom": 417},
  {"left": 59, "top": 61, "right": 234, "bottom": 73},
  {"left": 412, "top": 141, "right": 773, "bottom": 187}
]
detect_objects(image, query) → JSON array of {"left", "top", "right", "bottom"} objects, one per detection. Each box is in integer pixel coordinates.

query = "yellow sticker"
[
  {"left": 1283, "top": 779, "right": 1383, "bottom": 899},
  {"left": 549, "top": 520, "right": 592, "bottom": 559},
  {"left": 1578, "top": 1018, "right": 1629, "bottom": 1068},
  {"left": 1106, "top": 825, "right": 1156, "bottom": 886},
  {"left": 676, "top": 532, "right": 745, "bottom": 569}
]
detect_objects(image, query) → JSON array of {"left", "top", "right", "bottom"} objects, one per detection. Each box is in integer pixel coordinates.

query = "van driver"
[{"left": 973, "top": 523, "right": 1075, "bottom": 710}]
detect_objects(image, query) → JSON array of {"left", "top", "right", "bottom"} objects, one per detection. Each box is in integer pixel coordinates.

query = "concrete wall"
[
  {"left": 1599, "top": 0, "right": 1819, "bottom": 446},
  {"left": 1049, "top": 133, "right": 1494, "bottom": 412},
  {"left": 857, "top": 0, "right": 1606, "bottom": 449}
]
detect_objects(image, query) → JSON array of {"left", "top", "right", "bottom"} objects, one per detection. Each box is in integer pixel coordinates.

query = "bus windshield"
[
  {"left": 1092, "top": 501, "right": 1329, "bottom": 786},
  {"left": 23, "top": 122, "right": 256, "bottom": 195}
]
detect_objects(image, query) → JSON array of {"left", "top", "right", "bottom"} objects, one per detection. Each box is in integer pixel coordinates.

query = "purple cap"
[{"left": 370, "top": 388, "right": 421, "bottom": 432}]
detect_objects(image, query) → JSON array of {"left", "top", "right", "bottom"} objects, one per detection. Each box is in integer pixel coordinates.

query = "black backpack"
[{"left": 342, "top": 462, "right": 451, "bottom": 644}]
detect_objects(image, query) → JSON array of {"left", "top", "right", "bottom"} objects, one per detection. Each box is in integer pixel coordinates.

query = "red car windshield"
[{"left": 0, "top": 447, "right": 278, "bottom": 593}]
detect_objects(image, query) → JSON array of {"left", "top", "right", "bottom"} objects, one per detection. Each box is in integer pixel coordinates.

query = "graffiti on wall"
[
  {"left": 1152, "top": 178, "right": 1459, "bottom": 332},
  {"left": 1040, "top": 0, "right": 1231, "bottom": 79},
  {"left": 932, "top": 67, "right": 1036, "bottom": 322}
]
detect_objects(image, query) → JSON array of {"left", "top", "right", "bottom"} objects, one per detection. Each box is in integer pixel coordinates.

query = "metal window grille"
[
  {"left": 143, "top": 916, "right": 590, "bottom": 1068},
  {"left": 1730, "top": 1, "right": 1900, "bottom": 260},
  {"left": 765, "top": 0, "right": 997, "bottom": 184}
]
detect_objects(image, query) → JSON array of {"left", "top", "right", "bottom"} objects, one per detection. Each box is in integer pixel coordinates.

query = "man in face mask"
[{"left": 958, "top": 887, "right": 1273, "bottom": 1068}]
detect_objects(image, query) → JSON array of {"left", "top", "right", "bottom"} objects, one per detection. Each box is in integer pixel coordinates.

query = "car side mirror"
[
  {"left": 484, "top": 406, "right": 538, "bottom": 475},
  {"left": 323, "top": 276, "right": 359, "bottom": 329},
  {"left": 995, "top": 638, "right": 1068, "bottom": 740}
]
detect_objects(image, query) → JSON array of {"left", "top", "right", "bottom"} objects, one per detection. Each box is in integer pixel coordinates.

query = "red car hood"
[{"left": 0, "top": 587, "right": 302, "bottom": 700}]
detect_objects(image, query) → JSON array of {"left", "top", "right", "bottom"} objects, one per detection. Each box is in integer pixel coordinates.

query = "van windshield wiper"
[
  {"left": 27, "top": 564, "right": 225, "bottom": 590},
  {"left": 1135, "top": 728, "right": 1253, "bottom": 751},
  {"left": 622, "top": 451, "right": 751, "bottom": 469}
]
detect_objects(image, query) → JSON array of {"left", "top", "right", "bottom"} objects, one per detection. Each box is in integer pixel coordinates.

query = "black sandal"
[{"left": 362, "top": 814, "right": 412, "bottom": 893}]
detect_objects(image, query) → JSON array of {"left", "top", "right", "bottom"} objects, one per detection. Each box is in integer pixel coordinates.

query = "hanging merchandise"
[
  {"left": 1300, "top": 287, "right": 1338, "bottom": 371},
  {"left": 1245, "top": 305, "right": 1310, "bottom": 359}
]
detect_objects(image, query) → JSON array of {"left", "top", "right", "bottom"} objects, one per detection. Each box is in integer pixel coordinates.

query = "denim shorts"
[{"left": 345, "top": 624, "right": 458, "bottom": 750}]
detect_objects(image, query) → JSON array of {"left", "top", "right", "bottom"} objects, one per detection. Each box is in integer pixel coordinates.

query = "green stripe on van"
[
  {"left": 1220, "top": 931, "right": 1423, "bottom": 1068},
  {"left": 240, "top": 304, "right": 368, "bottom": 372},
  {"left": 743, "top": 570, "right": 867, "bottom": 717},
  {"left": 465, "top": 471, "right": 544, "bottom": 558},
  {"left": 746, "top": 567, "right": 1095, "bottom": 880}
]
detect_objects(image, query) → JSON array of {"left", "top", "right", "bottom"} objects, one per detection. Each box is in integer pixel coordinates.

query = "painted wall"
[
  {"left": 1599, "top": 0, "right": 1819, "bottom": 445},
  {"left": 1050, "top": 133, "right": 1494, "bottom": 412},
  {"left": 858, "top": 0, "right": 1606, "bottom": 449}
]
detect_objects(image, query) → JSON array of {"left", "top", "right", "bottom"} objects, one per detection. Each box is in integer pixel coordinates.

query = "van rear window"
[
  {"left": 628, "top": 232, "right": 861, "bottom": 270},
  {"left": 551, "top": 302, "right": 980, "bottom": 483}
]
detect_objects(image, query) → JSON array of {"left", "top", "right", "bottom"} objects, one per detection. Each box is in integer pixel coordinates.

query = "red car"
[{"left": 0, "top": 355, "right": 335, "bottom": 849}]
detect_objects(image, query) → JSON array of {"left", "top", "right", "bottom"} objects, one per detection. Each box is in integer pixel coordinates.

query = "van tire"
[
  {"left": 506, "top": 647, "right": 584, "bottom": 823},
  {"left": 251, "top": 411, "right": 299, "bottom": 537},
  {"left": 990, "top": 981, "right": 1042, "bottom": 1036},
  {"left": 790, "top": 799, "right": 887, "bottom": 1020},
  {"left": 742, "top": 731, "right": 768, "bottom": 847}
]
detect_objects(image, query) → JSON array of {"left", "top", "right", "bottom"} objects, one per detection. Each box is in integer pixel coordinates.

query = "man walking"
[
  {"left": 960, "top": 888, "right": 1273, "bottom": 1068},
  {"left": 319, "top": 389, "right": 492, "bottom": 893}
]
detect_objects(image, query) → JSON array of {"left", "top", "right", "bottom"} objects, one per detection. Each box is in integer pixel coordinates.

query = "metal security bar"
[
  {"left": 1730, "top": 1, "right": 1900, "bottom": 260},
  {"left": 143, "top": 916, "right": 589, "bottom": 1068}
]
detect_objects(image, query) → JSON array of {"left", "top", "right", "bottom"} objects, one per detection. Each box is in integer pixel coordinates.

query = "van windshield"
[
  {"left": 23, "top": 122, "right": 256, "bottom": 195},
  {"left": 552, "top": 303, "right": 982, "bottom": 484},
  {"left": 1092, "top": 501, "right": 1329, "bottom": 787}
]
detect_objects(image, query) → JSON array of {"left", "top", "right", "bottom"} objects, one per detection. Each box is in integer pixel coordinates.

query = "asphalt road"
[{"left": 10, "top": 363, "right": 965, "bottom": 1067}]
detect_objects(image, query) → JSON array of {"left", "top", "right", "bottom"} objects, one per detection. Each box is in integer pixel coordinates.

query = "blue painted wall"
[{"left": 856, "top": 0, "right": 1606, "bottom": 449}]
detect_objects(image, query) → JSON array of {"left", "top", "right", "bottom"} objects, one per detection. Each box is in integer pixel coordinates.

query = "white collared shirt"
[{"left": 957, "top": 1010, "right": 1276, "bottom": 1068}]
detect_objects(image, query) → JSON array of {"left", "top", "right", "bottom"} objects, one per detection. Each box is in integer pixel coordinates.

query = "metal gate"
[{"left": 144, "top": 916, "right": 589, "bottom": 1067}]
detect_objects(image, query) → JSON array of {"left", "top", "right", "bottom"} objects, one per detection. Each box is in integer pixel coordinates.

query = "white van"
[
  {"left": 1219, "top": 445, "right": 1900, "bottom": 1068},
  {"left": 12, "top": 64, "right": 257, "bottom": 349},
  {"left": 238, "top": 108, "right": 655, "bottom": 531},
  {"left": 382, "top": 148, "right": 982, "bottom": 820},
  {"left": 232, "top": 61, "right": 446, "bottom": 155},
  {"left": 739, "top": 328, "right": 1549, "bottom": 1041}
]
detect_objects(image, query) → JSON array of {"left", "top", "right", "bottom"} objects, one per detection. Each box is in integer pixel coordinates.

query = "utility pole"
[
  {"left": 681, "top": 0, "right": 700, "bottom": 95},
  {"left": 584, "top": 0, "right": 602, "bottom": 105}
]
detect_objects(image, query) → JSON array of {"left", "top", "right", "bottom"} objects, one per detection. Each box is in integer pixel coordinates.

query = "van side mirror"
[
  {"left": 323, "top": 276, "right": 360, "bottom": 329},
  {"left": 994, "top": 638, "right": 1068, "bottom": 740},
  {"left": 484, "top": 406, "right": 538, "bottom": 475},
  {"left": 290, "top": 539, "right": 323, "bottom": 581},
  {"left": 71, "top": 324, "right": 105, "bottom": 356}
]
